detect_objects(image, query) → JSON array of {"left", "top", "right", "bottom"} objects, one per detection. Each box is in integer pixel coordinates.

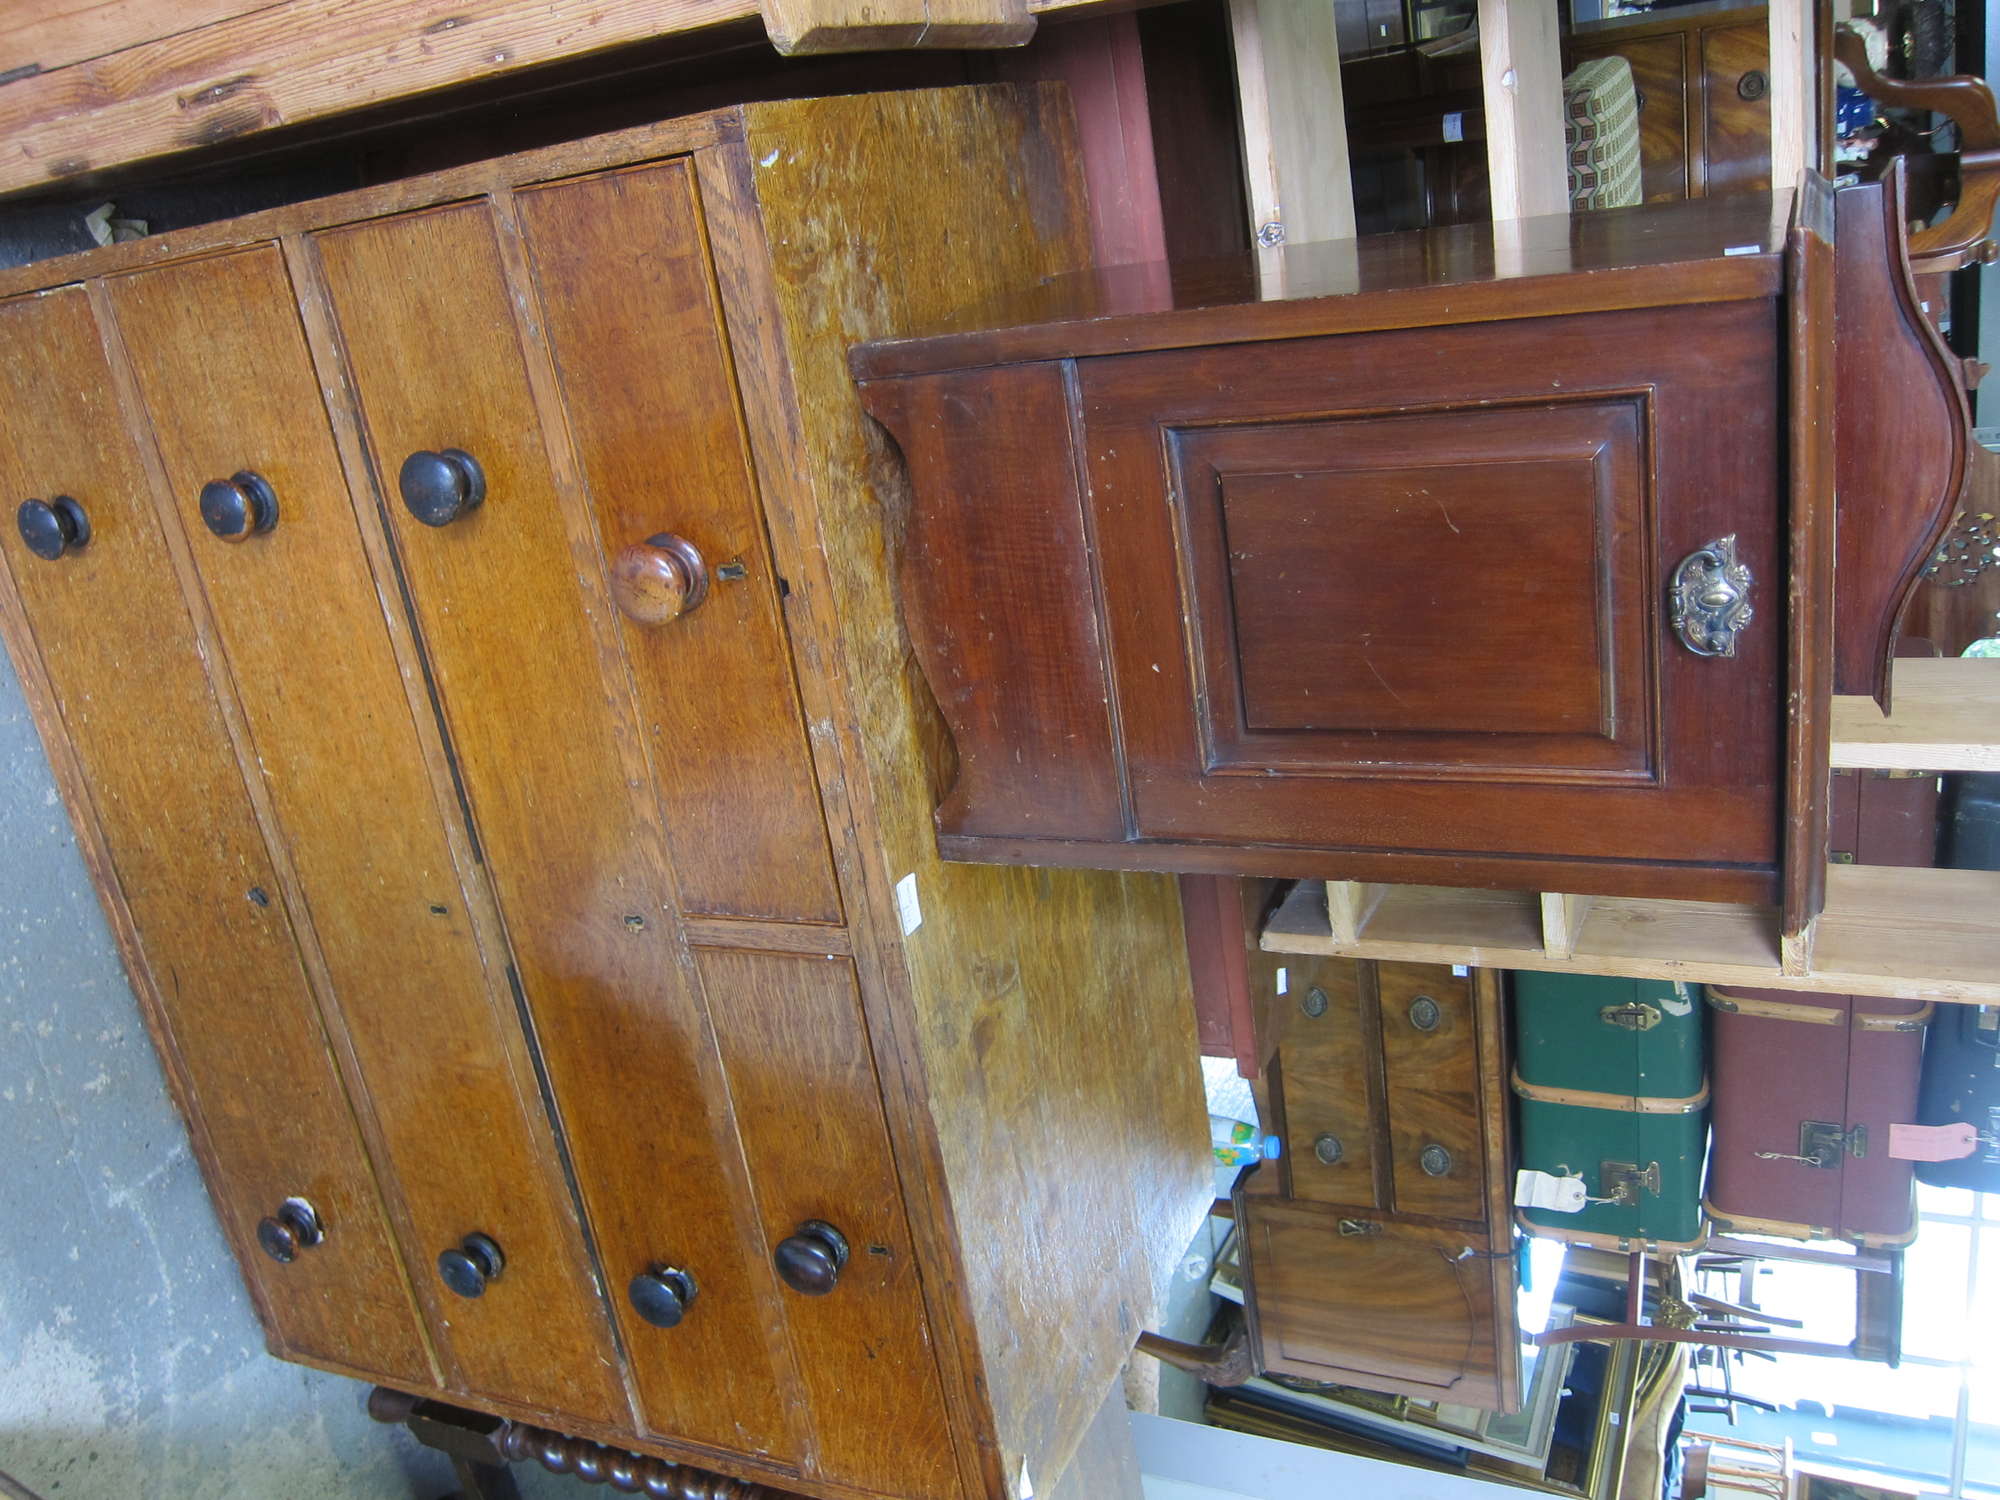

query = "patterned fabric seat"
[{"left": 1563, "top": 55, "right": 1644, "bottom": 210}]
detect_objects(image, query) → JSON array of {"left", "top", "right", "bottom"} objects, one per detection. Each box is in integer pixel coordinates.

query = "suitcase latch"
[
  {"left": 1756, "top": 1120, "right": 1867, "bottom": 1169},
  {"left": 1600, "top": 1002, "right": 1662, "bottom": 1033},
  {"left": 1599, "top": 1160, "right": 1662, "bottom": 1202}
]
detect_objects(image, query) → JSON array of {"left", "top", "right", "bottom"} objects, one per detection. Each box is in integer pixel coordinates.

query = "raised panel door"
[
  {"left": 314, "top": 197, "right": 803, "bottom": 1463},
  {"left": 103, "top": 245, "right": 629, "bottom": 1423},
  {"left": 1077, "top": 302, "right": 1783, "bottom": 891},
  {"left": 0, "top": 285, "right": 431, "bottom": 1383}
]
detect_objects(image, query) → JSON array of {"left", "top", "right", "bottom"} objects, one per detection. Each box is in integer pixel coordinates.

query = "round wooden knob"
[
  {"left": 627, "top": 1265, "right": 698, "bottom": 1329},
  {"left": 1419, "top": 1144, "right": 1454, "bottom": 1177},
  {"left": 773, "top": 1220, "right": 849, "bottom": 1297},
  {"left": 398, "top": 448, "right": 485, "bottom": 528},
  {"left": 437, "top": 1231, "right": 505, "bottom": 1298},
  {"left": 199, "top": 471, "right": 279, "bottom": 541},
  {"left": 609, "top": 533, "right": 709, "bottom": 626},
  {"left": 16, "top": 496, "right": 90, "bottom": 561},
  {"left": 256, "top": 1198, "right": 323, "bottom": 1263}
]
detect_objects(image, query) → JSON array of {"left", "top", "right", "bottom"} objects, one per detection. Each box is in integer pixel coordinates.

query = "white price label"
[{"left": 1514, "top": 1169, "right": 1589, "bottom": 1213}]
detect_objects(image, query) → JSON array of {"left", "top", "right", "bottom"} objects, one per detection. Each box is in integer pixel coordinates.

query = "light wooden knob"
[{"left": 609, "top": 533, "right": 708, "bottom": 626}]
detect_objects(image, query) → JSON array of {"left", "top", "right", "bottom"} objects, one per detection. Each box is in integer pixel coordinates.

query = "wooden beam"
[
  {"left": 0, "top": 1, "right": 276, "bottom": 77},
  {"left": 1538, "top": 891, "right": 1592, "bottom": 958},
  {"left": 1325, "top": 879, "right": 1385, "bottom": 944},
  {"left": 1766, "top": 0, "right": 1821, "bottom": 200},
  {"left": 1477, "top": 0, "right": 1567, "bottom": 221},
  {"left": 761, "top": 0, "right": 1032, "bottom": 56},
  {"left": 1228, "top": 0, "right": 1356, "bottom": 249},
  {"left": 1831, "top": 656, "right": 2000, "bottom": 770}
]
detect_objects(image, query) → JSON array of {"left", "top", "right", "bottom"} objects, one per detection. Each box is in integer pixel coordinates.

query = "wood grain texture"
[
  {"left": 760, "top": 0, "right": 1031, "bottom": 56},
  {"left": 1832, "top": 169, "right": 1971, "bottom": 712},
  {"left": 103, "top": 245, "right": 627, "bottom": 1423},
  {"left": 1478, "top": 0, "right": 1567, "bottom": 221},
  {"left": 1375, "top": 964, "right": 1485, "bottom": 1224},
  {"left": 0, "top": 0, "right": 275, "bottom": 74},
  {"left": 0, "top": 285, "right": 434, "bottom": 1384},
  {"left": 1832, "top": 658, "right": 2000, "bottom": 769},
  {"left": 1228, "top": 0, "right": 1357, "bottom": 245},
  {"left": 1783, "top": 177, "right": 1836, "bottom": 938},
  {"left": 1699, "top": 22, "right": 1775, "bottom": 196},
  {"left": 0, "top": 0, "right": 745, "bottom": 192},
  {"left": 314, "top": 200, "right": 804, "bottom": 1465},
  {"left": 1271, "top": 958, "right": 1384, "bottom": 1210},
  {"left": 1765, "top": 0, "right": 1819, "bottom": 196},
  {"left": 709, "top": 86, "right": 1212, "bottom": 1499},
  {"left": 1262, "top": 867, "right": 2000, "bottom": 1006},
  {"left": 514, "top": 158, "right": 842, "bottom": 927},
  {"left": 698, "top": 950, "right": 954, "bottom": 1496}
]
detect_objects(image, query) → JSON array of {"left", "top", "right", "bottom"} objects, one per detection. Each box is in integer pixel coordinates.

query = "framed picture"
[{"left": 1796, "top": 1466, "right": 1927, "bottom": 1500}]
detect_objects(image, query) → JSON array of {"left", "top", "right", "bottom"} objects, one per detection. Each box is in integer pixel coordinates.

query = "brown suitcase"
[
  {"left": 1828, "top": 767, "right": 1941, "bottom": 868},
  {"left": 1705, "top": 988, "right": 1931, "bottom": 1246}
]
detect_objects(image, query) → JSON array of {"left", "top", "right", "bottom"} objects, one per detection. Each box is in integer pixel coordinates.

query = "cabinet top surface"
[{"left": 850, "top": 193, "right": 1787, "bottom": 380}]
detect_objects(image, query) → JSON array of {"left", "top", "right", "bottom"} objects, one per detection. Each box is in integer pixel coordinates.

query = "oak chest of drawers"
[{"left": 0, "top": 86, "right": 1210, "bottom": 1500}]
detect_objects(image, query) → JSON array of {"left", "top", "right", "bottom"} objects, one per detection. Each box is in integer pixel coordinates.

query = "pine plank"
[{"left": 1831, "top": 656, "right": 2000, "bottom": 770}]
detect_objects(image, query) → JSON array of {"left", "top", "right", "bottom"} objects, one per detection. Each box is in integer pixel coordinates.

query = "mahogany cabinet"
[
  {"left": 851, "top": 175, "right": 1965, "bottom": 939},
  {"left": 0, "top": 87, "right": 1211, "bottom": 1500},
  {"left": 1236, "top": 956, "right": 1520, "bottom": 1411}
]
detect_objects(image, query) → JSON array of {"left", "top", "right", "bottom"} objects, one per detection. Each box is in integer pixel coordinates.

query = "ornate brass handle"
[{"left": 1669, "top": 534, "right": 1753, "bottom": 657}]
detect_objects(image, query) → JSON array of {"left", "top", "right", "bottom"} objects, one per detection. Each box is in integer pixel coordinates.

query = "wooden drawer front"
[
  {"left": 103, "top": 248, "right": 626, "bottom": 1422},
  {"left": 1242, "top": 1199, "right": 1506, "bottom": 1407},
  {"left": 699, "top": 950, "right": 954, "bottom": 1497},
  {"left": 1273, "top": 959, "right": 1382, "bottom": 1209},
  {"left": 1700, "top": 24, "right": 1772, "bottom": 196},
  {"left": 514, "top": 161, "right": 841, "bottom": 929},
  {"left": 1570, "top": 35, "right": 1690, "bottom": 201},
  {"left": 1078, "top": 303, "right": 1783, "bottom": 876},
  {"left": 316, "top": 203, "right": 799, "bottom": 1461},
  {"left": 1376, "top": 964, "right": 1485, "bottom": 1222},
  {"left": 0, "top": 286, "right": 431, "bottom": 1384}
]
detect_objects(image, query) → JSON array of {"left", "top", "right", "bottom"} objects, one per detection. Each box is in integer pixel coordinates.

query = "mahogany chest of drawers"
[{"left": 0, "top": 86, "right": 1210, "bottom": 1500}]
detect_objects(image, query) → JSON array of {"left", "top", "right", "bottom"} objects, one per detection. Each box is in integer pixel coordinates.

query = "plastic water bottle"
[{"left": 1211, "top": 1113, "right": 1282, "bottom": 1167}]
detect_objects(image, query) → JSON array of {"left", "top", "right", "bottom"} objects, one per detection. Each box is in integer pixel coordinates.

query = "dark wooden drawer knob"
[
  {"left": 609, "top": 533, "right": 709, "bottom": 626},
  {"left": 437, "top": 1231, "right": 505, "bottom": 1298},
  {"left": 627, "top": 1265, "right": 698, "bottom": 1329},
  {"left": 1419, "top": 1143, "right": 1454, "bottom": 1177},
  {"left": 256, "top": 1197, "right": 323, "bottom": 1263},
  {"left": 1300, "top": 985, "right": 1328, "bottom": 1019},
  {"left": 199, "top": 471, "right": 279, "bottom": 541},
  {"left": 398, "top": 448, "right": 485, "bottom": 528},
  {"left": 1408, "top": 995, "right": 1442, "bottom": 1031},
  {"left": 16, "top": 496, "right": 90, "bottom": 561},
  {"left": 1738, "top": 69, "right": 1768, "bottom": 101},
  {"left": 773, "top": 1219, "right": 849, "bottom": 1296},
  {"left": 1314, "top": 1133, "right": 1345, "bottom": 1165}
]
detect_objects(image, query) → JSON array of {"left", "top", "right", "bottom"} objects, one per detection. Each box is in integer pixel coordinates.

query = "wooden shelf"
[
  {"left": 1831, "top": 655, "right": 2000, "bottom": 770},
  {"left": 1262, "top": 867, "right": 2000, "bottom": 1004}
]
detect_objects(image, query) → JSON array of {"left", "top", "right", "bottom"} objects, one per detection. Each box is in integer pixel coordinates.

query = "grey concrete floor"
[{"left": 0, "top": 646, "right": 578, "bottom": 1500}]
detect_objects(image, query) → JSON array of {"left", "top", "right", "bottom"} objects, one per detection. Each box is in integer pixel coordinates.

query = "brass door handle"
[{"left": 1670, "top": 534, "right": 1753, "bottom": 657}]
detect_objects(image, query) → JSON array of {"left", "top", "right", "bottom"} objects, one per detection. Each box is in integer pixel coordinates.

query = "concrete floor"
[{"left": 0, "top": 647, "right": 554, "bottom": 1500}]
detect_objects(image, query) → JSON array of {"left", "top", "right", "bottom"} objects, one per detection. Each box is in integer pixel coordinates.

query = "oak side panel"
[
  {"left": 514, "top": 158, "right": 843, "bottom": 927},
  {"left": 697, "top": 949, "right": 955, "bottom": 1496},
  {"left": 104, "top": 246, "right": 627, "bottom": 1422},
  {"left": 313, "top": 202, "right": 804, "bottom": 1466},
  {"left": 0, "top": 284, "right": 432, "bottom": 1383},
  {"left": 706, "top": 85, "right": 1212, "bottom": 1498}
]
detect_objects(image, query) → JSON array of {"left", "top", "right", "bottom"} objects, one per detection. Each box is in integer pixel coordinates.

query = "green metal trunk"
[{"left": 1512, "top": 973, "right": 1709, "bottom": 1251}]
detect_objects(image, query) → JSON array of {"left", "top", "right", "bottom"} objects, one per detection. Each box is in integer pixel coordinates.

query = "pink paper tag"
[{"left": 1888, "top": 1122, "right": 1981, "bottom": 1162}]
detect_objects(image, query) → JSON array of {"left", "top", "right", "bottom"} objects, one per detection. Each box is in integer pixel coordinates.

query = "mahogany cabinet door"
[
  {"left": 313, "top": 197, "right": 806, "bottom": 1462},
  {"left": 1240, "top": 1197, "right": 1510, "bottom": 1408},
  {"left": 1076, "top": 301, "right": 1783, "bottom": 886},
  {"left": 514, "top": 160, "right": 841, "bottom": 929},
  {"left": 0, "top": 286, "right": 432, "bottom": 1384},
  {"left": 1699, "top": 23, "right": 1773, "bottom": 197},
  {"left": 101, "top": 246, "right": 629, "bottom": 1423}
]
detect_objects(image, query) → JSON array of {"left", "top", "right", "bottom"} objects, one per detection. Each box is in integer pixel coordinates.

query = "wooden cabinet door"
[
  {"left": 1569, "top": 34, "right": 1690, "bottom": 201},
  {"left": 101, "top": 246, "right": 629, "bottom": 1424},
  {"left": 1375, "top": 963, "right": 1485, "bottom": 1222},
  {"left": 1240, "top": 1197, "right": 1512, "bottom": 1407},
  {"left": 1700, "top": 23, "right": 1773, "bottom": 196},
  {"left": 1077, "top": 301, "right": 1783, "bottom": 896},
  {"left": 1272, "top": 959, "right": 1383, "bottom": 1210},
  {"left": 0, "top": 286, "right": 432, "bottom": 1385}
]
